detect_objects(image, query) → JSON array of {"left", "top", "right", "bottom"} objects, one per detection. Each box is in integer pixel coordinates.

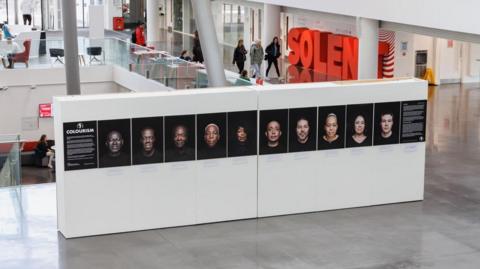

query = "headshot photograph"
[
  {"left": 318, "top": 105, "right": 346, "bottom": 150},
  {"left": 98, "top": 119, "right": 131, "bottom": 168},
  {"left": 346, "top": 104, "right": 373, "bottom": 148},
  {"left": 165, "top": 115, "right": 196, "bottom": 162},
  {"left": 197, "top": 113, "right": 227, "bottom": 160},
  {"left": 288, "top": 107, "right": 317, "bottom": 152},
  {"left": 260, "top": 109, "right": 288, "bottom": 155},
  {"left": 228, "top": 111, "right": 257, "bottom": 157},
  {"left": 374, "top": 102, "right": 400, "bottom": 146},
  {"left": 132, "top": 117, "right": 164, "bottom": 165}
]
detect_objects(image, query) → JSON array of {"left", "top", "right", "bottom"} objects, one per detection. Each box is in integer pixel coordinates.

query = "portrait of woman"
[
  {"left": 346, "top": 104, "right": 373, "bottom": 148},
  {"left": 318, "top": 106, "right": 346, "bottom": 150},
  {"left": 228, "top": 111, "right": 257, "bottom": 157}
]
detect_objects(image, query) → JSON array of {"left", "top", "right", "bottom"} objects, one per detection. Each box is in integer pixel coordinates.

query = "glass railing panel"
[{"left": 0, "top": 134, "right": 22, "bottom": 188}]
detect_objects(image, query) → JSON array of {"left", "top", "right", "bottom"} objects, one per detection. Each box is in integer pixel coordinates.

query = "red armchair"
[{"left": 13, "top": 39, "right": 31, "bottom": 68}]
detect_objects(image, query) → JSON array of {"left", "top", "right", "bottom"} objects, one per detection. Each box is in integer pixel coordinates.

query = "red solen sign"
[
  {"left": 287, "top": 28, "right": 359, "bottom": 82},
  {"left": 39, "top": 103, "right": 52, "bottom": 118}
]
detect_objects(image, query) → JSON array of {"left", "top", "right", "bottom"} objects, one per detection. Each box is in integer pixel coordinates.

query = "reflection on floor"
[
  {"left": 2, "top": 83, "right": 480, "bottom": 268},
  {"left": 21, "top": 166, "right": 55, "bottom": 185}
]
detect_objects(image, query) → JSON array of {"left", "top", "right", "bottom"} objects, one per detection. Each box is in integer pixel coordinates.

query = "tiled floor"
[{"left": 1, "top": 83, "right": 480, "bottom": 268}]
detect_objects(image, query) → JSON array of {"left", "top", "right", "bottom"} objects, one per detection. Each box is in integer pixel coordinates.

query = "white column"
[
  {"left": 146, "top": 0, "right": 160, "bottom": 43},
  {"left": 191, "top": 0, "right": 227, "bottom": 87},
  {"left": 357, "top": 17, "right": 379, "bottom": 79},
  {"left": 262, "top": 4, "right": 281, "bottom": 45}
]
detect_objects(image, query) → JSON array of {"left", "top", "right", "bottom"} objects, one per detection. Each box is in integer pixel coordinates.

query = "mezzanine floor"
[{"left": 1, "top": 83, "right": 480, "bottom": 268}]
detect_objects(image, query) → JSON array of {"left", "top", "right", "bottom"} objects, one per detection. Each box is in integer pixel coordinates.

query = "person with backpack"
[
  {"left": 232, "top": 39, "right": 247, "bottom": 74},
  {"left": 265, "top": 36, "right": 281, "bottom": 79}
]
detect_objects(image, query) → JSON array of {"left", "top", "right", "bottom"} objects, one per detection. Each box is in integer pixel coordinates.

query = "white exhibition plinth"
[{"left": 54, "top": 79, "right": 427, "bottom": 238}]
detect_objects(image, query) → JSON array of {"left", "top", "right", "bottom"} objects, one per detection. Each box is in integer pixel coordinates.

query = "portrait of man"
[
  {"left": 197, "top": 113, "right": 226, "bottom": 160},
  {"left": 318, "top": 106, "right": 346, "bottom": 150},
  {"left": 289, "top": 107, "right": 317, "bottom": 152},
  {"left": 132, "top": 117, "right": 164, "bottom": 165},
  {"left": 165, "top": 115, "right": 195, "bottom": 162},
  {"left": 228, "top": 111, "right": 257, "bottom": 157},
  {"left": 98, "top": 119, "right": 131, "bottom": 168},
  {"left": 260, "top": 109, "right": 288, "bottom": 155},
  {"left": 346, "top": 104, "right": 373, "bottom": 148},
  {"left": 374, "top": 102, "right": 400, "bottom": 146}
]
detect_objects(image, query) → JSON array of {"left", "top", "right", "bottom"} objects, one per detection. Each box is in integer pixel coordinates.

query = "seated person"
[
  {"left": 34, "top": 134, "right": 54, "bottom": 168},
  {"left": 2, "top": 22, "right": 14, "bottom": 39},
  {"left": 1, "top": 38, "right": 22, "bottom": 68},
  {"left": 179, "top": 50, "right": 192, "bottom": 61},
  {"left": 235, "top": 70, "right": 251, "bottom": 86}
]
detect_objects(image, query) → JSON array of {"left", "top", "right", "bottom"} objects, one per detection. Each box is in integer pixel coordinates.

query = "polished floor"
[{"left": 1, "top": 83, "right": 480, "bottom": 268}]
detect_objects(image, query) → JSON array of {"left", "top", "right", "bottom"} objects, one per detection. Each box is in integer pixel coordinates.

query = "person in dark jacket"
[
  {"left": 265, "top": 36, "right": 281, "bottom": 78},
  {"left": 232, "top": 39, "right": 247, "bottom": 73},
  {"left": 179, "top": 50, "right": 192, "bottom": 61},
  {"left": 35, "top": 134, "right": 54, "bottom": 168},
  {"left": 192, "top": 30, "right": 204, "bottom": 63}
]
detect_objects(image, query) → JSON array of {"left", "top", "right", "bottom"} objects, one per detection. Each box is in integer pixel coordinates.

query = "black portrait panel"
[
  {"left": 228, "top": 111, "right": 258, "bottom": 157},
  {"left": 400, "top": 100, "right": 427, "bottom": 143},
  {"left": 259, "top": 109, "right": 288, "bottom": 155},
  {"left": 374, "top": 102, "right": 400, "bottom": 146},
  {"left": 346, "top": 104, "right": 373, "bottom": 148},
  {"left": 288, "top": 107, "right": 317, "bottom": 152},
  {"left": 165, "top": 115, "right": 196, "bottom": 163},
  {"left": 318, "top": 105, "right": 346, "bottom": 150},
  {"left": 197, "top": 113, "right": 227, "bottom": 160},
  {"left": 132, "top": 117, "right": 164, "bottom": 165},
  {"left": 98, "top": 119, "right": 131, "bottom": 168}
]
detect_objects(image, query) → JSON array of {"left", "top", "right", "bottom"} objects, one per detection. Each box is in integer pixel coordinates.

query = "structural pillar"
[
  {"left": 357, "top": 17, "right": 379, "bottom": 79},
  {"left": 146, "top": 0, "right": 160, "bottom": 43},
  {"left": 191, "top": 0, "right": 227, "bottom": 87},
  {"left": 262, "top": 4, "right": 281, "bottom": 45},
  {"left": 61, "top": 0, "right": 81, "bottom": 95}
]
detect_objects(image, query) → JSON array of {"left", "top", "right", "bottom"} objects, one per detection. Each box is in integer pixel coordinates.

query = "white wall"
[
  {"left": 248, "top": 0, "right": 480, "bottom": 36},
  {"left": 0, "top": 82, "right": 121, "bottom": 141},
  {"left": 0, "top": 65, "right": 171, "bottom": 141},
  {"left": 104, "top": 1, "right": 122, "bottom": 30},
  {"left": 394, "top": 31, "right": 415, "bottom": 78},
  {"left": 283, "top": 6, "right": 357, "bottom": 36}
]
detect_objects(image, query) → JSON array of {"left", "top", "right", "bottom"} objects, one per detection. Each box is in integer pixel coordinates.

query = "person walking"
[
  {"left": 134, "top": 22, "right": 146, "bottom": 47},
  {"left": 250, "top": 40, "right": 264, "bottom": 78},
  {"left": 232, "top": 39, "right": 247, "bottom": 74},
  {"left": 20, "top": 0, "right": 34, "bottom": 25},
  {"left": 265, "top": 37, "right": 281, "bottom": 79},
  {"left": 192, "top": 30, "right": 204, "bottom": 63}
]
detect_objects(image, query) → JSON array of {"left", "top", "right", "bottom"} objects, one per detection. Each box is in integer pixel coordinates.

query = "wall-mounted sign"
[
  {"left": 39, "top": 103, "right": 52, "bottom": 118},
  {"left": 63, "top": 121, "right": 98, "bottom": 171}
]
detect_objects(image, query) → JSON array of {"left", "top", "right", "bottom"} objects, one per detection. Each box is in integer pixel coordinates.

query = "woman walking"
[
  {"left": 232, "top": 39, "right": 247, "bottom": 73},
  {"left": 250, "top": 40, "right": 264, "bottom": 78},
  {"left": 265, "top": 37, "right": 281, "bottom": 78}
]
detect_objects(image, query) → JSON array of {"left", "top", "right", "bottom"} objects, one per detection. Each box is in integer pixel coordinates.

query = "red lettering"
[
  {"left": 313, "top": 30, "right": 329, "bottom": 74},
  {"left": 327, "top": 34, "right": 343, "bottom": 79},
  {"left": 342, "top": 36, "right": 358, "bottom": 80},
  {"left": 288, "top": 28, "right": 308, "bottom": 66},
  {"left": 299, "top": 30, "right": 314, "bottom": 69}
]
